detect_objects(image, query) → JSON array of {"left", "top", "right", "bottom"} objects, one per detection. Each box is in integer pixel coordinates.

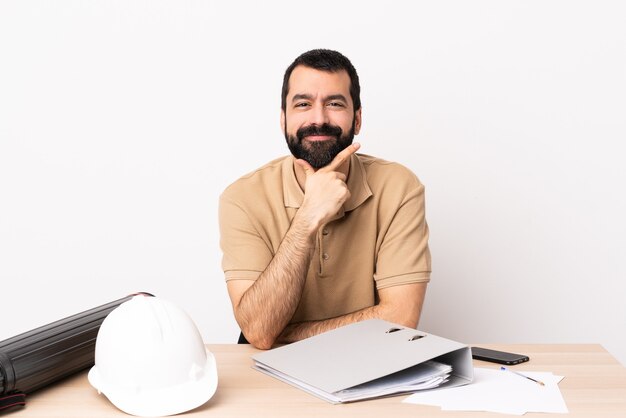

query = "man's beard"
[{"left": 284, "top": 120, "right": 355, "bottom": 169}]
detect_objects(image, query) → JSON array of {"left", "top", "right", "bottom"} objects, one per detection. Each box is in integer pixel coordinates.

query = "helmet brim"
[{"left": 89, "top": 349, "right": 218, "bottom": 417}]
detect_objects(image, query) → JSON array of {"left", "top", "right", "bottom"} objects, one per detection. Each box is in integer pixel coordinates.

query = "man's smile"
[{"left": 304, "top": 135, "right": 334, "bottom": 142}]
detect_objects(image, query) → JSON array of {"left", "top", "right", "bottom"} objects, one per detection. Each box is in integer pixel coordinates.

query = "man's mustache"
[{"left": 296, "top": 124, "right": 343, "bottom": 142}]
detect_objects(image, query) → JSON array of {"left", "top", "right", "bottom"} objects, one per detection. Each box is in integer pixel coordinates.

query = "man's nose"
[{"left": 310, "top": 103, "right": 329, "bottom": 125}]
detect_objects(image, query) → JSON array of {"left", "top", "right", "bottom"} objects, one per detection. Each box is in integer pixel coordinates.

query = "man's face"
[{"left": 282, "top": 66, "right": 362, "bottom": 169}]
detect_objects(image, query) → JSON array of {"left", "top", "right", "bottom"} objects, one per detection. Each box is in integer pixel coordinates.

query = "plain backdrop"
[{"left": 1, "top": 1, "right": 625, "bottom": 365}]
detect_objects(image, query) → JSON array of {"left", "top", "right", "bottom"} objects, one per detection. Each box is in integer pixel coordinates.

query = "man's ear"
[
  {"left": 354, "top": 108, "right": 362, "bottom": 135},
  {"left": 280, "top": 110, "right": 286, "bottom": 135}
]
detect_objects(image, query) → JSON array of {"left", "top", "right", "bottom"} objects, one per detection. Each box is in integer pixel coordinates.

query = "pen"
[{"left": 500, "top": 366, "right": 545, "bottom": 386}]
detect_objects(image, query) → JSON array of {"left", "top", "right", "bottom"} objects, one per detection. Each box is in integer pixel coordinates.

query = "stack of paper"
[
  {"left": 256, "top": 360, "right": 452, "bottom": 403},
  {"left": 404, "top": 367, "right": 568, "bottom": 415},
  {"left": 335, "top": 361, "right": 451, "bottom": 402}
]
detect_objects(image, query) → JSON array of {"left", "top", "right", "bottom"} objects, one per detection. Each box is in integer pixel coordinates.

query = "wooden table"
[{"left": 12, "top": 344, "right": 626, "bottom": 417}]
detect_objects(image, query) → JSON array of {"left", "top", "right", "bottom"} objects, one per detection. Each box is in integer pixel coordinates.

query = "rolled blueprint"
[{"left": 0, "top": 292, "right": 153, "bottom": 411}]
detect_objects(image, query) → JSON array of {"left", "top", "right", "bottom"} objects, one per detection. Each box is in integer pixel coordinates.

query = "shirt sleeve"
[
  {"left": 373, "top": 181, "right": 432, "bottom": 289},
  {"left": 218, "top": 192, "right": 273, "bottom": 281}
]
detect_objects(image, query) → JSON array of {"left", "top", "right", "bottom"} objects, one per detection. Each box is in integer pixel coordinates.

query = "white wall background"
[{"left": 1, "top": 1, "right": 625, "bottom": 365}]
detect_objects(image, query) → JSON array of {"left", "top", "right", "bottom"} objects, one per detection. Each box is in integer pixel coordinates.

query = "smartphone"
[{"left": 471, "top": 347, "right": 529, "bottom": 365}]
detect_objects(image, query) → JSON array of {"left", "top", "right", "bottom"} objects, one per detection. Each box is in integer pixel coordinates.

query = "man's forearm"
[
  {"left": 235, "top": 213, "right": 316, "bottom": 349},
  {"left": 277, "top": 305, "right": 385, "bottom": 343},
  {"left": 230, "top": 145, "right": 360, "bottom": 349},
  {"left": 277, "top": 282, "right": 427, "bottom": 344}
]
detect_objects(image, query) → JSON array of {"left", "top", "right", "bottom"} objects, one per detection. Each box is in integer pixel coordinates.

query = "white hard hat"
[{"left": 88, "top": 295, "right": 217, "bottom": 417}]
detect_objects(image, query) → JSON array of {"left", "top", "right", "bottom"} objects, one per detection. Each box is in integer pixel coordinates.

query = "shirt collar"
[{"left": 282, "top": 153, "right": 373, "bottom": 213}]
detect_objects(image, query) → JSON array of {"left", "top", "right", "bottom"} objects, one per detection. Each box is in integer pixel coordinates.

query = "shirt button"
[
  {"left": 322, "top": 253, "right": 330, "bottom": 261},
  {"left": 322, "top": 229, "right": 329, "bottom": 235}
]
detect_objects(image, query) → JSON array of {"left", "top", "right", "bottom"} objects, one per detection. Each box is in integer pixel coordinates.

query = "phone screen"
[{"left": 471, "top": 347, "right": 530, "bottom": 365}]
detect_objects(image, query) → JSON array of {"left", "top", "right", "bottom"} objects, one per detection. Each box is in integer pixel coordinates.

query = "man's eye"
[
  {"left": 294, "top": 102, "right": 310, "bottom": 108},
  {"left": 328, "top": 102, "right": 345, "bottom": 107}
]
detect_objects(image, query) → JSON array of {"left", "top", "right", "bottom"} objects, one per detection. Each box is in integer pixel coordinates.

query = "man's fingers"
[{"left": 324, "top": 142, "right": 361, "bottom": 172}]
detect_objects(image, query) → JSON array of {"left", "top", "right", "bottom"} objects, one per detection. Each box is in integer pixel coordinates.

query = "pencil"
[{"left": 501, "top": 366, "right": 545, "bottom": 386}]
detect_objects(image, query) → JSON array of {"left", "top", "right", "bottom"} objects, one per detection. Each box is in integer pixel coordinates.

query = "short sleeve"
[
  {"left": 218, "top": 193, "right": 273, "bottom": 281},
  {"left": 373, "top": 183, "right": 431, "bottom": 289}
]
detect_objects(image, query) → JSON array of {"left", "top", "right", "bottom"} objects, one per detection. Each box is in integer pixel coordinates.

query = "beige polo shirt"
[{"left": 219, "top": 153, "right": 431, "bottom": 323}]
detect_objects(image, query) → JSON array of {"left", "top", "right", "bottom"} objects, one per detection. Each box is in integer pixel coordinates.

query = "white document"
[{"left": 404, "top": 367, "right": 568, "bottom": 415}]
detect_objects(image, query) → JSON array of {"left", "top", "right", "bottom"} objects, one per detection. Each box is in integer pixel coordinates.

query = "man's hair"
[{"left": 281, "top": 49, "right": 361, "bottom": 112}]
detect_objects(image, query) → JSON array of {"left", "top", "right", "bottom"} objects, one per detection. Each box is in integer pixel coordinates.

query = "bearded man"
[{"left": 219, "top": 49, "right": 431, "bottom": 349}]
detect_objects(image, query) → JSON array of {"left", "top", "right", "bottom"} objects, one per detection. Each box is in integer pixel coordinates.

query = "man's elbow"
[
  {"left": 251, "top": 338, "right": 274, "bottom": 350},
  {"left": 233, "top": 305, "right": 277, "bottom": 349},
  {"left": 242, "top": 330, "right": 275, "bottom": 350}
]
